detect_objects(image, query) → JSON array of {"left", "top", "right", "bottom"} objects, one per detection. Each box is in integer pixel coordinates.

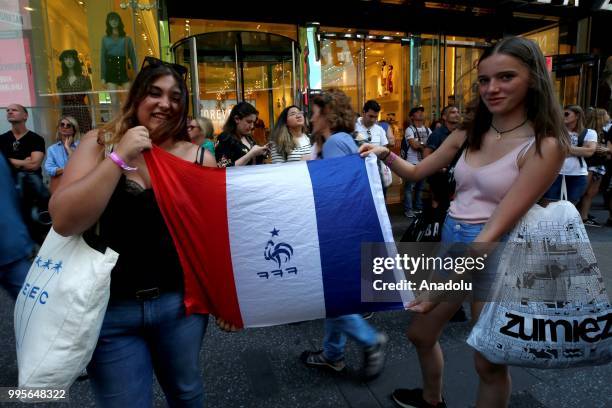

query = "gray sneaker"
[
  {"left": 301, "top": 350, "right": 346, "bottom": 372},
  {"left": 363, "top": 333, "right": 388, "bottom": 380}
]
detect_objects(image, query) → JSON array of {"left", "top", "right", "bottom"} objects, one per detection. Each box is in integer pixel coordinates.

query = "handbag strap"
[{"left": 560, "top": 174, "right": 568, "bottom": 201}]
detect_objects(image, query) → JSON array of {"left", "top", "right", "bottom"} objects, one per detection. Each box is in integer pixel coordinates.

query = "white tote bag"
[
  {"left": 14, "top": 227, "right": 118, "bottom": 388},
  {"left": 468, "top": 180, "right": 612, "bottom": 368},
  {"left": 378, "top": 160, "right": 393, "bottom": 188}
]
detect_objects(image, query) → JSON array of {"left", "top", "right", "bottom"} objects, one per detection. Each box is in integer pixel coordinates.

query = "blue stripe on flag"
[{"left": 307, "top": 154, "right": 403, "bottom": 317}]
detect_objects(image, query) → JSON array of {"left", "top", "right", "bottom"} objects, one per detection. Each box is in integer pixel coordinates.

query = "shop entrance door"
[
  {"left": 172, "top": 31, "right": 297, "bottom": 138},
  {"left": 552, "top": 54, "right": 599, "bottom": 107}
]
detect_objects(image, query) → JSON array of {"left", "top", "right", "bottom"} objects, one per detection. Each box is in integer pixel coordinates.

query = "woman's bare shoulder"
[{"left": 77, "top": 130, "right": 106, "bottom": 155}]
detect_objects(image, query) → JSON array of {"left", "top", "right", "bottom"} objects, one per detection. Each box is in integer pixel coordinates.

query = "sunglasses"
[
  {"left": 564, "top": 111, "right": 572, "bottom": 117},
  {"left": 141, "top": 56, "right": 188, "bottom": 79},
  {"left": 59, "top": 122, "right": 73, "bottom": 128},
  {"left": 12, "top": 140, "right": 19, "bottom": 151},
  {"left": 187, "top": 125, "right": 200, "bottom": 130}
]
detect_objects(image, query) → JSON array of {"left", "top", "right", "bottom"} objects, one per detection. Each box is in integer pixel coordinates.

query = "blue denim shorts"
[
  {"left": 438, "top": 216, "right": 504, "bottom": 300},
  {"left": 441, "top": 216, "right": 485, "bottom": 244}
]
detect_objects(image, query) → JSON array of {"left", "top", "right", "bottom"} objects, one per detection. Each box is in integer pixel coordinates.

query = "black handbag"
[{"left": 400, "top": 208, "right": 445, "bottom": 243}]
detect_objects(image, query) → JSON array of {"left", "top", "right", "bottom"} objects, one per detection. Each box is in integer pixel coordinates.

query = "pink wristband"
[
  {"left": 384, "top": 152, "right": 397, "bottom": 166},
  {"left": 109, "top": 152, "right": 137, "bottom": 171}
]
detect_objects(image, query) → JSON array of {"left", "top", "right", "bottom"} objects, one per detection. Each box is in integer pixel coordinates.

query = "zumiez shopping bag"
[
  {"left": 14, "top": 227, "right": 118, "bottom": 388},
  {"left": 467, "top": 199, "right": 612, "bottom": 368}
]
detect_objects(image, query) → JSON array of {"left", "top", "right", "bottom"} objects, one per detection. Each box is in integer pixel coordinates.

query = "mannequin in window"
[
  {"left": 56, "top": 49, "right": 93, "bottom": 133},
  {"left": 379, "top": 60, "right": 387, "bottom": 97},
  {"left": 386, "top": 64, "right": 394, "bottom": 94},
  {"left": 100, "top": 12, "right": 137, "bottom": 114}
]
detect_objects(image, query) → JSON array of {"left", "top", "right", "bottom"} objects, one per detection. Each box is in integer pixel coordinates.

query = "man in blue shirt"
[{"left": 0, "top": 152, "right": 33, "bottom": 299}]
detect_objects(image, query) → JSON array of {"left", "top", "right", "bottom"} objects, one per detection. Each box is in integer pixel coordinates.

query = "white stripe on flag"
[
  {"left": 226, "top": 162, "right": 326, "bottom": 327},
  {"left": 365, "top": 155, "right": 414, "bottom": 306}
]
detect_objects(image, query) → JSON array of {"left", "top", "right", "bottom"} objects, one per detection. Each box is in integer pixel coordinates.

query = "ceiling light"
[{"left": 24, "top": 6, "right": 34, "bottom": 11}]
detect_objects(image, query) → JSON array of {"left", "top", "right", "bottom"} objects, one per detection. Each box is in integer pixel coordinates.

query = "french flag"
[{"left": 144, "top": 146, "right": 408, "bottom": 328}]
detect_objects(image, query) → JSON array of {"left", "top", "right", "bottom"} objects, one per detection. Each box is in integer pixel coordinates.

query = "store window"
[
  {"left": 0, "top": 0, "right": 159, "bottom": 141},
  {"left": 320, "top": 38, "right": 362, "bottom": 113},
  {"left": 364, "top": 41, "right": 404, "bottom": 141}
]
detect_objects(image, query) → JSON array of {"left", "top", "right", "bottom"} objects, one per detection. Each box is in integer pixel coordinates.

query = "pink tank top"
[{"left": 448, "top": 138, "right": 535, "bottom": 224}]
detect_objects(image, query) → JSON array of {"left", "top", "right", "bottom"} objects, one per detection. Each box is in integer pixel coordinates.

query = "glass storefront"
[
  {"left": 2, "top": 4, "right": 593, "bottom": 191},
  {"left": 172, "top": 31, "right": 297, "bottom": 144},
  {"left": 316, "top": 30, "right": 487, "bottom": 132},
  {"left": 0, "top": 0, "right": 160, "bottom": 140}
]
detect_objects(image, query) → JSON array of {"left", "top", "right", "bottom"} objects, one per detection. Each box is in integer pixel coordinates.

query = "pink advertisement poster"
[{"left": 0, "top": 37, "right": 35, "bottom": 106}]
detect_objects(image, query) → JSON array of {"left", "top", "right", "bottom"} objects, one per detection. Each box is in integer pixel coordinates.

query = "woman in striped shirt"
[{"left": 270, "top": 105, "right": 312, "bottom": 163}]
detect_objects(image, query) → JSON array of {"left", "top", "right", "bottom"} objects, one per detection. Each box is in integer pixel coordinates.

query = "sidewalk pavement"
[{"left": 0, "top": 201, "right": 610, "bottom": 408}]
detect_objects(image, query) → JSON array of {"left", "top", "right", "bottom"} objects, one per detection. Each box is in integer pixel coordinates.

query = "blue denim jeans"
[
  {"left": 404, "top": 179, "right": 424, "bottom": 212},
  {"left": 322, "top": 314, "right": 378, "bottom": 362},
  {"left": 87, "top": 292, "right": 208, "bottom": 408},
  {"left": 543, "top": 174, "right": 588, "bottom": 205},
  {"left": 0, "top": 255, "right": 30, "bottom": 300}
]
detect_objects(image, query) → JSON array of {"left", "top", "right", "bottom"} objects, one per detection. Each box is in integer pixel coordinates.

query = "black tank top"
[{"left": 90, "top": 176, "right": 183, "bottom": 298}]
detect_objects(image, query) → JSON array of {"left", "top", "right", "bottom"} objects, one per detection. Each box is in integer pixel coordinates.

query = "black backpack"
[
  {"left": 401, "top": 126, "right": 431, "bottom": 160},
  {"left": 576, "top": 129, "right": 588, "bottom": 168}
]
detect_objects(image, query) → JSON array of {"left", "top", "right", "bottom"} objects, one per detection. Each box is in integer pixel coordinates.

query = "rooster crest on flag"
[{"left": 264, "top": 228, "right": 294, "bottom": 268}]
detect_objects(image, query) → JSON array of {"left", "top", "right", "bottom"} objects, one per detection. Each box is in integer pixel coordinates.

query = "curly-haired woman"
[{"left": 300, "top": 89, "right": 388, "bottom": 381}]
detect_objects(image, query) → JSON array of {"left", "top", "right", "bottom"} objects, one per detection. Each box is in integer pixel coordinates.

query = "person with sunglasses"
[
  {"left": 44, "top": 116, "right": 81, "bottom": 194},
  {"left": 355, "top": 99, "right": 390, "bottom": 148},
  {"left": 50, "top": 57, "right": 216, "bottom": 407},
  {"left": 0, "top": 104, "right": 49, "bottom": 243},
  {"left": 542, "top": 105, "right": 597, "bottom": 205},
  {"left": 187, "top": 116, "right": 215, "bottom": 156},
  {"left": 0, "top": 104, "right": 45, "bottom": 178}
]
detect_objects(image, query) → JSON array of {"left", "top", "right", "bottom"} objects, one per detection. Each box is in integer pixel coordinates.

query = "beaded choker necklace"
[{"left": 491, "top": 118, "right": 528, "bottom": 140}]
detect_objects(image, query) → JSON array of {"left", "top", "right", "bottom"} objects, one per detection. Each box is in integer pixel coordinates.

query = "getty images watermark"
[
  {"left": 371, "top": 252, "right": 487, "bottom": 292},
  {"left": 360, "top": 242, "right": 611, "bottom": 304}
]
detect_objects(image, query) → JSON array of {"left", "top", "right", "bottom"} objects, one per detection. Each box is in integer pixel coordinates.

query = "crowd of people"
[{"left": 1, "top": 35, "right": 611, "bottom": 408}]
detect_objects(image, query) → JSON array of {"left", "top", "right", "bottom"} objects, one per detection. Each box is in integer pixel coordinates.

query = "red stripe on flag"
[{"left": 144, "top": 147, "right": 244, "bottom": 328}]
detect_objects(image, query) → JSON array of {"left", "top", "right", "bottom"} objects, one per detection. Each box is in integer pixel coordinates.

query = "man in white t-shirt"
[
  {"left": 402, "top": 107, "right": 431, "bottom": 217},
  {"left": 355, "top": 100, "right": 389, "bottom": 148}
]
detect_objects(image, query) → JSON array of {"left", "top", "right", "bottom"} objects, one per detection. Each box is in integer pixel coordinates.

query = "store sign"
[
  {"left": 199, "top": 100, "right": 256, "bottom": 133},
  {"left": 0, "top": 3, "right": 31, "bottom": 31},
  {"left": 524, "top": 27, "right": 559, "bottom": 56}
]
